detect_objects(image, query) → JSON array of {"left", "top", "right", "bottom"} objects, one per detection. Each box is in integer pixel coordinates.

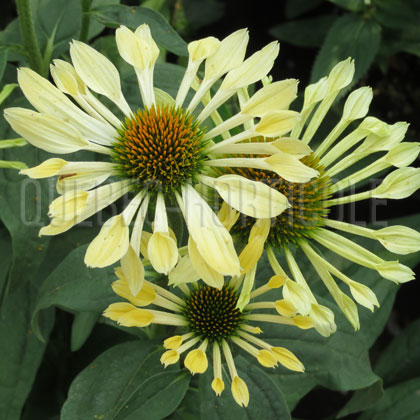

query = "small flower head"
[
  {"left": 104, "top": 259, "right": 308, "bottom": 407},
  {"left": 223, "top": 58, "right": 419, "bottom": 331}
]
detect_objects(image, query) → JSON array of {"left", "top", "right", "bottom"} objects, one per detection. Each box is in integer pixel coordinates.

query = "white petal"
[
  {"left": 180, "top": 185, "right": 241, "bottom": 276},
  {"left": 242, "top": 79, "right": 298, "bottom": 116},
  {"left": 168, "top": 254, "right": 201, "bottom": 286},
  {"left": 207, "top": 174, "right": 290, "bottom": 218},
  {"left": 188, "top": 237, "right": 224, "bottom": 289},
  {"left": 256, "top": 110, "right": 301, "bottom": 137},
  {"left": 70, "top": 41, "right": 120, "bottom": 101},
  {"left": 373, "top": 167, "right": 420, "bottom": 199},
  {"left": 342, "top": 87, "right": 372, "bottom": 121},
  {"left": 116, "top": 25, "right": 159, "bottom": 70},
  {"left": 147, "top": 232, "right": 178, "bottom": 275},
  {"left": 17, "top": 68, "right": 117, "bottom": 145},
  {"left": 204, "top": 29, "right": 249, "bottom": 81},
  {"left": 121, "top": 244, "right": 145, "bottom": 296},
  {"left": 220, "top": 41, "right": 279, "bottom": 91},
  {"left": 20, "top": 158, "right": 67, "bottom": 178},
  {"left": 264, "top": 152, "right": 319, "bottom": 183},
  {"left": 374, "top": 225, "right": 420, "bottom": 255},
  {"left": 85, "top": 214, "right": 130, "bottom": 268},
  {"left": 188, "top": 36, "right": 220, "bottom": 62},
  {"left": 4, "top": 108, "right": 89, "bottom": 153}
]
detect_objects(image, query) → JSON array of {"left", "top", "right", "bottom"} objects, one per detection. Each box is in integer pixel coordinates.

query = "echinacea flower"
[
  {"left": 223, "top": 58, "right": 420, "bottom": 334},
  {"left": 104, "top": 265, "right": 312, "bottom": 407},
  {"left": 4, "top": 24, "right": 318, "bottom": 290}
]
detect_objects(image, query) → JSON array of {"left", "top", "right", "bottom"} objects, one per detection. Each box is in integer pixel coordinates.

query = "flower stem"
[
  {"left": 16, "top": 0, "right": 44, "bottom": 75},
  {"left": 80, "top": 0, "right": 93, "bottom": 43}
]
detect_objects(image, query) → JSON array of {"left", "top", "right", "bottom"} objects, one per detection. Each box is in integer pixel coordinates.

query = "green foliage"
[
  {"left": 270, "top": 0, "right": 420, "bottom": 89},
  {"left": 199, "top": 356, "right": 291, "bottom": 419},
  {"left": 61, "top": 342, "right": 190, "bottom": 420},
  {"left": 358, "top": 377, "right": 420, "bottom": 420},
  {"left": 285, "top": 0, "right": 324, "bottom": 19},
  {"left": 269, "top": 15, "right": 336, "bottom": 48},
  {"left": 374, "top": 318, "right": 420, "bottom": 387},
  {"left": 90, "top": 4, "right": 187, "bottom": 56},
  {"left": 32, "top": 244, "right": 117, "bottom": 340},
  {"left": 310, "top": 14, "right": 381, "bottom": 86}
]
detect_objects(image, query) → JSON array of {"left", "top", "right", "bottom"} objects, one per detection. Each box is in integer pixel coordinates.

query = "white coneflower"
[
  {"left": 4, "top": 25, "right": 318, "bottom": 291},
  {"left": 222, "top": 58, "right": 420, "bottom": 334},
  {"left": 104, "top": 265, "right": 310, "bottom": 407}
]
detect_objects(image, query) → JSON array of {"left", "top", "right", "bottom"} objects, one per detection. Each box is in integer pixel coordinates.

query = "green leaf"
[
  {"left": 182, "top": 0, "right": 225, "bottom": 31},
  {"left": 269, "top": 15, "right": 336, "bottom": 48},
  {"left": 0, "top": 282, "right": 54, "bottom": 420},
  {"left": 90, "top": 4, "right": 187, "bottom": 56},
  {"left": 0, "top": 84, "right": 18, "bottom": 106},
  {"left": 328, "top": 0, "right": 365, "bottom": 11},
  {"left": 0, "top": 119, "right": 51, "bottom": 292},
  {"left": 198, "top": 355, "right": 291, "bottom": 419},
  {"left": 71, "top": 311, "right": 100, "bottom": 352},
  {"left": 61, "top": 342, "right": 190, "bottom": 420},
  {"left": 285, "top": 0, "right": 324, "bottom": 19},
  {"left": 337, "top": 378, "right": 384, "bottom": 418},
  {"left": 0, "top": 50, "right": 7, "bottom": 81},
  {"left": 88, "top": 0, "right": 121, "bottom": 40},
  {"left": 0, "top": 19, "right": 25, "bottom": 63},
  {"left": 32, "top": 244, "right": 117, "bottom": 341},
  {"left": 374, "top": 318, "right": 420, "bottom": 387},
  {"left": 310, "top": 14, "right": 381, "bottom": 87},
  {"left": 34, "top": 0, "right": 82, "bottom": 54},
  {"left": 0, "top": 226, "right": 12, "bottom": 296},
  {"left": 358, "top": 377, "right": 420, "bottom": 420},
  {"left": 374, "top": 0, "right": 420, "bottom": 31}
]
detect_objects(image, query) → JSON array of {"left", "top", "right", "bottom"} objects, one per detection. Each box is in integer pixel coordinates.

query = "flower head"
[
  {"left": 4, "top": 24, "right": 317, "bottom": 279},
  {"left": 104, "top": 264, "right": 309, "bottom": 406},
  {"left": 224, "top": 58, "right": 420, "bottom": 334}
]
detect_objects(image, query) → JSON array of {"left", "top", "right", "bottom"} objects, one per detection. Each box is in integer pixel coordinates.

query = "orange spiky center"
[
  {"left": 225, "top": 151, "right": 332, "bottom": 246},
  {"left": 112, "top": 105, "right": 205, "bottom": 193}
]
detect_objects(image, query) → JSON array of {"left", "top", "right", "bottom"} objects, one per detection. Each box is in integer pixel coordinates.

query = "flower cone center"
[
  {"left": 113, "top": 105, "right": 205, "bottom": 193},
  {"left": 229, "top": 152, "right": 332, "bottom": 246},
  {"left": 183, "top": 285, "right": 243, "bottom": 342}
]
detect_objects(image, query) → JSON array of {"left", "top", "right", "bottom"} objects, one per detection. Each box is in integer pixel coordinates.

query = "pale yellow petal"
[
  {"left": 256, "top": 110, "right": 301, "bottom": 137},
  {"left": 117, "top": 308, "right": 154, "bottom": 327},
  {"left": 4, "top": 108, "right": 89, "bottom": 153},
  {"left": 211, "top": 174, "right": 290, "bottom": 218},
  {"left": 84, "top": 214, "right": 130, "bottom": 268},
  {"left": 271, "top": 347, "right": 304, "bottom": 372},
  {"left": 147, "top": 232, "right": 178, "bottom": 275},
  {"left": 257, "top": 349, "right": 277, "bottom": 368},
  {"left": 161, "top": 350, "right": 180, "bottom": 367},
  {"left": 164, "top": 335, "right": 183, "bottom": 350},
  {"left": 111, "top": 278, "right": 155, "bottom": 307},
  {"left": 188, "top": 237, "right": 224, "bottom": 289},
  {"left": 188, "top": 37, "right": 220, "bottom": 62},
  {"left": 264, "top": 152, "right": 319, "bottom": 183},
  {"left": 20, "top": 158, "right": 67, "bottom": 179},
  {"left": 121, "top": 245, "right": 145, "bottom": 296},
  {"left": 231, "top": 376, "right": 249, "bottom": 407},
  {"left": 184, "top": 349, "right": 208, "bottom": 374},
  {"left": 211, "top": 377, "right": 225, "bottom": 396},
  {"left": 103, "top": 302, "right": 136, "bottom": 321},
  {"left": 242, "top": 79, "right": 298, "bottom": 116}
]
